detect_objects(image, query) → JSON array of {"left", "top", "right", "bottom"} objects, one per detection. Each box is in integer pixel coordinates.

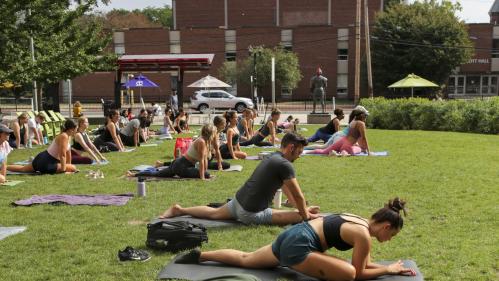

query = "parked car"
[{"left": 190, "top": 90, "right": 254, "bottom": 113}]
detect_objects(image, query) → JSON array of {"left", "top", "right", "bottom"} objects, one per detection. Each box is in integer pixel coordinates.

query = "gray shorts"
[{"left": 227, "top": 198, "right": 273, "bottom": 225}]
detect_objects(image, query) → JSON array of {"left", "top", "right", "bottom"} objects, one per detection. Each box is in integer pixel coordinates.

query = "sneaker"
[
  {"left": 175, "top": 248, "right": 201, "bottom": 264},
  {"left": 118, "top": 246, "right": 151, "bottom": 262}
]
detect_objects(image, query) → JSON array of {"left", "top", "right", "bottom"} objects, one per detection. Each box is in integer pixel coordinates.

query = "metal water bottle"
[
  {"left": 137, "top": 177, "right": 146, "bottom": 197},
  {"left": 273, "top": 189, "right": 282, "bottom": 208}
]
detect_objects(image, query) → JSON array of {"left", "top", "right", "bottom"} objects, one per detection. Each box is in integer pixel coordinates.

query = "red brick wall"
[
  {"left": 179, "top": 29, "right": 227, "bottom": 98},
  {"left": 228, "top": 0, "right": 276, "bottom": 28},
  {"left": 124, "top": 28, "right": 169, "bottom": 55},
  {"left": 71, "top": 72, "right": 116, "bottom": 102},
  {"left": 280, "top": 0, "right": 329, "bottom": 26},
  {"left": 176, "top": 0, "right": 225, "bottom": 28},
  {"left": 460, "top": 24, "right": 493, "bottom": 73},
  {"left": 293, "top": 26, "right": 337, "bottom": 100}
]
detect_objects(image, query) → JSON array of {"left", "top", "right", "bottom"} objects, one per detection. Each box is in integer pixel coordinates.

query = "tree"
[
  {"left": 371, "top": 0, "right": 473, "bottom": 95},
  {"left": 89, "top": 6, "right": 173, "bottom": 29},
  {"left": 219, "top": 46, "right": 302, "bottom": 94},
  {"left": 383, "top": 0, "right": 403, "bottom": 10},
  {"left": 0, "top": 0, "right": 115, "bottom": 109}
]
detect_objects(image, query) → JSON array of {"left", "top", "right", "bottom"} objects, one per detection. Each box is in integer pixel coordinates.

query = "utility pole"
[
  {"left": 364, "top": 0, "right": 374, "bottom": 98},
  {"left": 354, "top": 0, "right": 361, "bottom": 104},
  {"left": 28, "top": 9, "right": 38, "bottom": 111}
]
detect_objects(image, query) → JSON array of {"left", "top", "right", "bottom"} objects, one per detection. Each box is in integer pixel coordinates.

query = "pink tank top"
[{"left": 47, "top": 134, "right": 71, "bottom": 160}]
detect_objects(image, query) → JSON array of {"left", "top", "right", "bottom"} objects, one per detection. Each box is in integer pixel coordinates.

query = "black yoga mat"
[
  {"left": 158, "top": 258, "right": 424, "bottom": 281},
  {"left": 150, "top": 216, "right": 244, "bottom": 229}
]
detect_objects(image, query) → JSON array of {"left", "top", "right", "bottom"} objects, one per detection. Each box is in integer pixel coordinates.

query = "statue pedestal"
[{"left": 307, "top": 113, "right": 332, "bottom": 124}]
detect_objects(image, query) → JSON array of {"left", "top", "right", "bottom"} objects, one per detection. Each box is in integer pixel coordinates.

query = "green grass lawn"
[{"left": 0, "top": 127, "right": 497, "bottom": 281}]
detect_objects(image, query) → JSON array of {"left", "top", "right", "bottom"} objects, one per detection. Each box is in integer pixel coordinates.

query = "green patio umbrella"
[{"left": 388, "top": 73, "right": 439, "bottom": 97}]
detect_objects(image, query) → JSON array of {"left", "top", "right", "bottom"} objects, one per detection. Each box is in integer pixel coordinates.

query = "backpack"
[{"left": 146, "top": 221, "right": 208, "bottom": 252}]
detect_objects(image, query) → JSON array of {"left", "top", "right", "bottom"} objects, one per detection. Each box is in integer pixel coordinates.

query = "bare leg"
[
  {"left": 234, "top": 151, "right": 247, "bottom": 159},
  {"left": 160, "top": 203, "right": 233, "bottom": 220},
  {"left": 270, "top": 209, "right": 306, "bottom": 226},
  {"left": 291, "top": 252, "right": 356, "bottom": 281},
  {"left": 201, "top": 245, "right": 279, "bottom": 269},
  {"left": 7, "top": 164, "right": 35, "bottom": 173},
  {"left": 0, "top": 174, "right": 5, "bottom": 183}
]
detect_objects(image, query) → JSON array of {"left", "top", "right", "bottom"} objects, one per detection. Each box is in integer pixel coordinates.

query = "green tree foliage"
[
  {"left": 0, "top": 0, "right": 114, "bottom": 107},
  {"left": 372, "top": 0, "right": 472, "bottom": 95},
  {"left": 383, "top": 0, "right": 402, "bottom": 10},
  {"left": 219, "top": 46, "right": 302, "bottom": 92},
  {"left": 94, "top": 6, "right": 173, "bottom": 29}
]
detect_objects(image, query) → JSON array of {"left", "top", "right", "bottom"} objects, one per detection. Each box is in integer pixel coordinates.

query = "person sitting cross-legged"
[{"left": 159, "top": 132, "right": 320, "bottom": 226}]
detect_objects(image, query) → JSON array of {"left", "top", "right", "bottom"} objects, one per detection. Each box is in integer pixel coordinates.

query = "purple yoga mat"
[{"left": 13, "top": 193, "right": 134, "bottom": 206}]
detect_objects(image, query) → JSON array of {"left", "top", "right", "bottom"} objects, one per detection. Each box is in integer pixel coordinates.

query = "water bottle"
[
  {"left": 43, "top": 136, "right": 48, "bottom": 145},
  {"left": 27, "top": 137, "right": 32, "bottom": 148},
  {"left": 137, "top": 177, "right": 146, "bottom": 197},
  {"left": 273, "top": 189, "right": 282, "bottom": 208}
]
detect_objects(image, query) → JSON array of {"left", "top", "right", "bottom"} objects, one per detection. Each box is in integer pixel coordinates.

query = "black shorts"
[{"left": 32, "top": 151, "right": 60, "bottom": 174}]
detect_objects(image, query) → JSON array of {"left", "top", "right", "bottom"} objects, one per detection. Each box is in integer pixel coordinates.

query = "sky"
[{"left": 96, "top": 0, "right": 495, "bottom": 23}]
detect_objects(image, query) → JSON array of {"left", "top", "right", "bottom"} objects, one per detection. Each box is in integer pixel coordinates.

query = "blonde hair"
[
  {"left": 77, "top": 117, "right": 88, "bottom": 130},
  {"left": 200, "top": 124, "right": 217, "bottom": 157}
]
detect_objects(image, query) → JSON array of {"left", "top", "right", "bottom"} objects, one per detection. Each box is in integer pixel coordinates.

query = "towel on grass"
[
  {"left": 1, "top": 180, "right": 24, "bottom": 186},
  {"left": 0, "top": 226, "right": 27, "bottom": 241},
  {"left": 13, "top": 193, "right": 134, "bottom": 206}
]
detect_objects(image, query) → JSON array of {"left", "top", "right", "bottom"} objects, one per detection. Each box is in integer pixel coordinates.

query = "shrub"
[{"left": 359, "top": 97, "right": 499, "bottom": 134}]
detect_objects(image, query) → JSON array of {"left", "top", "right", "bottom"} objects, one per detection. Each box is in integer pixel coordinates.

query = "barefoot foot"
[{"left": 159, "top": 204, "right": 182, "bottom": 218}]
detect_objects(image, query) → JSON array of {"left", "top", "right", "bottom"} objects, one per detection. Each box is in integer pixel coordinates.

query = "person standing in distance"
[{"left": 310, "top": 67, "right": 328, "bottom": 114}]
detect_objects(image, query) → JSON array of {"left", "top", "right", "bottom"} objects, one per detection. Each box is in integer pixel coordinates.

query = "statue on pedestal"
[{"left": 310, "top": 67, "right": 328, "bottom": 114}]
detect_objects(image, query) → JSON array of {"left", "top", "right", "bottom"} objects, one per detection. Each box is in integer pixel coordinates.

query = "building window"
[
  {"left": 113, "top": 31, "right": 125, "bottom": 55},
  {"left": 170, "top": 31, "right": 181, "bottom": 54},
  {"left": 281, "top": 29, "right": 293, "bottom": 51},
  {"left": 338, "top": 49, "right": 348, "bottom": 60},
  {"left": 338, "top": 28, "right": 349, "bottom": 41},
  {"left": 281, "top": 86, "right": 292, "bottom": 98},
  {"left": 225, "top": 30, "right": 236, "bottom": 61},
  {"left": 337, "top": 74, "right": 348, "bottom": 97},
  {"left": 225, "top": 52, "right": 236, "bottom": 61},
  {"left": 493, "top": 40, "right": 499, "bottom": 58}
]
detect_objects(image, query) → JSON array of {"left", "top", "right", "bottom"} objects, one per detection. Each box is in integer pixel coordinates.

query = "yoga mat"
[
  {"left": 121, "top": 148, "right": 135, "bottom": 153},
  {"left": 1, "top": 180, "right": 24, "bottom": 186},
  {"left": 151, "top": 215, "right": 244, "bottom": 229},
  {"left": 222, "top": 165, "right": 243, "bottom": 172},
  {"left": 124, "top": 175, "right": 215, "bottom": 182},
  {"left": 158, "top": 259, "right": 423, "bottom": 281},
  {"left": 13, "top": 193, "right": 134, "bottom": 206},
  {"left": 0, "top": 226, "right": 27, "bottom": 241},
  {"left": 6, "top": 171, "right": 40, "bottom": 175},
  {"left": 13, "top": 160, "right": 31, "bottom": 165},
  {"left": 141, "top": 143, "right": 158, "bottom": 147},
  {"left": 301, "top": 151, "right": 389, "bottom": 157},
  {"left": 15, "top": 159, "right": 109, "bottom": 165},
  {"left": 245, "top": 156, "right": 260, "bottom": 161},
  {"left": 240, "top": 145, "right": 277, "bottom": 149}
]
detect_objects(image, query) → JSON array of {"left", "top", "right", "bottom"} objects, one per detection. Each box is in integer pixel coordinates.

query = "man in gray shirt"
[
  {"left": 159, "top": 132, "right": 320, "bottom": 225},
  {"left": 310, "top": 68, "right": 328, "bottom": 114}
]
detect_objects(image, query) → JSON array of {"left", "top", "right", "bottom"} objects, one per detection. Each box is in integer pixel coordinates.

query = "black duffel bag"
[{"left": 146, "top": 220, "right": 208, "bottom": 252}]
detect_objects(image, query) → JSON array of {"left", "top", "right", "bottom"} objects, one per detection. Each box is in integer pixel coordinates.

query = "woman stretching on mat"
[
  {"left": 7, "top": 119, "right": 78, "bottom": 174},
  {"left": 174, "top": 109, "right": 190, "bottom": 133},
  {"left": 0, "top": 125, "right": 14, "bottom": 183},
  {"left": 175, "top": 198, "right": 416, "bottom": 281},
  {"left": 8, "top": 113, "right": 29, "bottom": 149},
  {"left": 71, "top": 117, "right": 107, "bottom": 164},
  {"left": 220, "top": 111, "right": 247, "bottom": 160},
  {"left": 128, "top": 124, "right": 217, "bottom": 180},
  {"left": 239, "top": 108, "right": 280, "bottom": 147},
  {"left": 152, "top": 117, "right": 229, "bottom": 171},
  {"left": 93, "top": 110, "right": 125, "bottom": 152},
  {"left": 237, "top": 109, "right": 254, "bottom": 142},
  {"left": 308, "top": 106, "right": 371, "bottom": 156},
  {"left": 304, "top": 109, "right": 362, "bottom": 151},
  {"left": 158, "top": 108, "right": 176, "bottom": 137},
  {"left": 307, "top": 109, "right": 344, "bottom": 143}
]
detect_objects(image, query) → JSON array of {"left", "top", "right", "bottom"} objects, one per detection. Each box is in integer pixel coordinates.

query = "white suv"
[{"left": 190, "top": 90, "right": 254, "bottom": 113}]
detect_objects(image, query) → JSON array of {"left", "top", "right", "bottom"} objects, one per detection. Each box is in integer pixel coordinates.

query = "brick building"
[
  {"left": 65, "top": 0, "right": 499, "bottom": 104},
  {"left": 67, "top": 0, "right": 383, "bottom": 104}
]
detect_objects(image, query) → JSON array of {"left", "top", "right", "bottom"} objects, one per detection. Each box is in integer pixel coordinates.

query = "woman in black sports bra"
[
  {"left": 239, "top": 108, "right": 280, "bottom": 147},
  {"left": 175, "top": 198, "right": 416, "bottom": 280},
  {"left": 219, "top": 111, "right": 247, "bottom": 159}
]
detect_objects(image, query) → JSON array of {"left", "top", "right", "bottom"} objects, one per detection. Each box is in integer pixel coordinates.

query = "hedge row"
[{"left": 359, "top": 97, "right": 499, "bottom": 134}]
